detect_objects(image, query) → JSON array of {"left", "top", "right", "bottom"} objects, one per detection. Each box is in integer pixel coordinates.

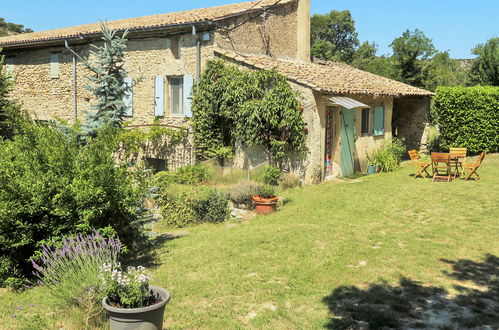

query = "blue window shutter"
[
  {"left": 373, "top": 106, "right": 385, "bottom": 136},
  {"left": 50, "top": 53, "right": 60, "bottom": 78},
  {"left": 5, "top": 57, "right": 14, "bottom": 75},
  {"left": 183, "top": 75, "right": 194, "bottom": 117},
  {"left": 154, "top": 76, "right": 165, "bottom": 117},
  {"left": 123, "top": 78, "right": 133, "bottom": 117}
]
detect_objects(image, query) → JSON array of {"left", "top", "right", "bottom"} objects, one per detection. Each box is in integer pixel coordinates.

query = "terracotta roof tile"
[
  {"left": 215, "top": 49, "right": 434, "bottom": 97},
  {"left": 0, "top": 0, "right": 294, "bottom": 48}
]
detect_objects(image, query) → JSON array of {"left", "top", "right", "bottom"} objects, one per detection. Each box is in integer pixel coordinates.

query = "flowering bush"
[
  {"left": 31, "top": 230, "right": 121, "bottom": 326},
  {"left": 100, "top": 264, "right": 157, "bottom": 308}
]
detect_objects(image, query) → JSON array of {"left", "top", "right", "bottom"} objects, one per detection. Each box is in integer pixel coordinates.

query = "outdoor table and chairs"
[{"left": 409, "top": 148, "right": 487, "bottom": 182}]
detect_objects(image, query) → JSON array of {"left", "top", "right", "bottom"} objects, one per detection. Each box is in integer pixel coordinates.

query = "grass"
[{"left": 1, "top": 154, "right": 498, "bottom": 329}]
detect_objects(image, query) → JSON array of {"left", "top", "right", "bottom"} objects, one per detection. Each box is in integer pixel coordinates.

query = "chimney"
[{"left": 296, "top": 0, "right": 311, "bottom": 62}]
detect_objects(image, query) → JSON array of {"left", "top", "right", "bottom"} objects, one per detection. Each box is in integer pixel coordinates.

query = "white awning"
[{"left": 327, "top": 96, "right": 368, "bottom": 109}]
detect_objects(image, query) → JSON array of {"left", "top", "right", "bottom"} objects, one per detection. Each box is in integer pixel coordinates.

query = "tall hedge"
[{"left": 432, "top": 86, "right": 499, "bottom": 153}]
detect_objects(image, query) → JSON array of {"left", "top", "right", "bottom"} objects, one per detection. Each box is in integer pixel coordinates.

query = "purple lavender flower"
[{"left": 31, "top": 229, "right": 122, "bottom": 287}]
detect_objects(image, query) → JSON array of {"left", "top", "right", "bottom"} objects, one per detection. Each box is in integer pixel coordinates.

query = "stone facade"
[{"left": 2, "top": 0, "right": 302, "bottom": 128}]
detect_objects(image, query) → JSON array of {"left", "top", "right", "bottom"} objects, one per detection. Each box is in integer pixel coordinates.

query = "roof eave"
[{"left": 0, "top": 20, "right": 214, "bottom": 50}]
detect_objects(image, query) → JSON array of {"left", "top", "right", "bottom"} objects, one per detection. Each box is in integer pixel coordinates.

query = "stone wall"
[
  {"left": 5, "top": 34, "right": 216, "bottom": 129},
  {"left": 392, "top": 96, "right": 431, "bottom": 152},
  {"left": 214, "top": 1, "right": 299, "bottom": 60}
]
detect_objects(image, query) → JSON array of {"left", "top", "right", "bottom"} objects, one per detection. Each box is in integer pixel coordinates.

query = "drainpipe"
[
  {"left": 192, "top": 25, "right": 201, "bottom": 86},
  {"left": 72, "top": 52, "right": 77, "bottom": 122},
  {"left": 65, "top": 40, "right": 78, "bottom": 122}
]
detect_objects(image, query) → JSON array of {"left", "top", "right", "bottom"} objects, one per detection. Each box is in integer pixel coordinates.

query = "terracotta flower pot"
[
  {"left": 102, "top": 286, "right": 170, "bottom": 330},
  {"left": 253, "top": 195, "right": 279, "bottom": 215}
]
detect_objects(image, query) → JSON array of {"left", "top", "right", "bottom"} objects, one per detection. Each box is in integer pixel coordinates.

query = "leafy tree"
[
  {"left": 469, "top": 37, "right": 499, "bottom": 86},
  {"left": 69, "top": 23, "right": 131, "bottom": 138},
  {"left": 311, "top": 10, "right": 359, "bottom": 63},
  {"left": 390, "top": 29, "right": 436, "bottom": 87},
  {"left": 0, "top": 18, "right": 32, "bottom": 37},
  {"left": 423, "top": 51, "right": 469, "bottom": 90},
  {"left": 350, "top": 43, "right": 401, "bottom": 80}
]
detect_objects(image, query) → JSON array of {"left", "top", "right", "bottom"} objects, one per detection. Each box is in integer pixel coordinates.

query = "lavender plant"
[
  {"left": 100, "top": 264, "right": 157, "bottom": 308},
  {"left": 32, "top": 230, "right": 121, "bottom": 325}
]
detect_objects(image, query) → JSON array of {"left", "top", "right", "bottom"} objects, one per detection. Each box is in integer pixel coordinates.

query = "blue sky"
[{"left": 2, "top": 0, "right": 498, "bottom": 58}]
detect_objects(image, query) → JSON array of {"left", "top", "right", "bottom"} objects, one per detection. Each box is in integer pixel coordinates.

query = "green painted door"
[{"left": 340, "top": 108, "right": 355, "bottom": 177}]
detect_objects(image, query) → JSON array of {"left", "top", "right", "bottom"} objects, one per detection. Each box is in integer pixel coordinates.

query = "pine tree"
[
  {"left": 0, "top": 53, "right": 22, "bottom": 139},
  {"left": 69, "top": 23, "right": 131, "bottom": 138}
]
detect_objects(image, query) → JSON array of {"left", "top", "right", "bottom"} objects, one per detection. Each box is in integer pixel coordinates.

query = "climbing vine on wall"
[
  {"left": 114, "top": 120, "right": 188, "bottom": 160},
  {"left": 191, "top": 59, "right": 307, "bottom": 165}
]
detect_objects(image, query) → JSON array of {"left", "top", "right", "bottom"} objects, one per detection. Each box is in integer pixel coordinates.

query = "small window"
[
  {"left": 50, "top": 53, "right": 60, "bottom": 79},
  {"left": 171, "top": 37, "right": 181, "bottom": 60},
  {"left": 170, "top": 77, "right": 183, "bottom": 115},
  {"left": 361, "top": 108, "right": 370, "bottom": 135},
  {"left": 5, "top": 57, "right": 15, "bottom": 75},
  {"left": 373, "top": 106, "right": 385, "bottom": 136},
  {"left": 123, "top": 78, "right": 133, "bottom": 117},
  {"left": 145, "top": 158, "right": 167, "bottom": 173}
]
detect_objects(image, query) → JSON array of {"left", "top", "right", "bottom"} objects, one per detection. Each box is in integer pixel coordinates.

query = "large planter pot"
[
  {"left": 102, "top": 286, "right": 171, "bottom": 330},
  {"left": 253, "top": 195, "right": 279, "bottom": 215}
]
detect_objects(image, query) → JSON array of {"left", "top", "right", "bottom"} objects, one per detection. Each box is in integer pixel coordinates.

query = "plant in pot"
[
  {"left": 253, "top": 185, "right": 279, "bottom": 215},
  {"left": 100, "top": 263, "right": 170, "bottom": 330}
]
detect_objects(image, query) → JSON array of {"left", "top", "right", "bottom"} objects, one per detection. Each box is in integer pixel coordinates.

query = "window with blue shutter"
[
  {"left": 373, "top": 106, "right": 385, "bottom": 136},
  {"left": 154, "top": 76, "right": 165, "bottom": 117},
  {"left": 183, "top": 75, "right": 194, "bottom": 117},
  {"left": 50, "top": 53, "right": 60, "bottom": 79},
  {"left": 123, "top": 78, "right": 133, "bottom": 117},
  {"left": 170, "top": 77, "right": 183, "bottom": 115},
  {"left": 5, "top": 57, "right": 14, "bottom": 75}
]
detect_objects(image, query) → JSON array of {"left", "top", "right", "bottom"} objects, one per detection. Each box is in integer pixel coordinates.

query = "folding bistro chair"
[
  {"left": 463, "top": 152, "right": 486, "bottom": 181},
  {"left": 431, "top": 152, "right": 452, "bottom": 182},
  {"left": 408, "top": 150, "right": 430, "bottom": 178},
  {"left": 449, "top": 147, "right": 467, "bottom": 177}
]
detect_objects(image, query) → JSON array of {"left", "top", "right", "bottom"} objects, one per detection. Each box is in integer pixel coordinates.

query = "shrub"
[
  {"left": 432, "top": 86, "right": 499, "bottom": 153},
  {"left": 369, "top": 138, "right": 406, "bottom": 172},
  {"left": 260, "top": 165, "right": 282, "bottom": 185},
  {"left": 279, "top": 173, "right": 301, "bottom": 189},
  {"left": 257, "top": 185, "right": 276, "bottom": 198},
  {"left": 157, "top": 185, "right": 199, "bottom": 228},
  {"left": 156, "top": 184, "right": 229, "bottom": 228},
  {"left": 426, "top": 124, "right": 441, "bottom": 152},
  {"left": 228, "top": 180, "right": 261, "bottom": 207},
  {"left": 154, "top": 164, "right": 213, "bottom": 187},
  {"left": 0, "top": 122, "right": 147, "bottom": 287},
  {"left": 32, "top": 231, "right": 121, "bottom": 327},
  {"left": 193, "top": 189, "right": 229, "bottom": 223}
]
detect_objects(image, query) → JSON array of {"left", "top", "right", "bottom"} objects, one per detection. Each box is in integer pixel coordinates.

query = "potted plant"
[
  {"left": 100, "top": 264, "right": 170, "bottom": 330},
  {"left": 252, "top": 185, "right": 279, "bottom": 215}
]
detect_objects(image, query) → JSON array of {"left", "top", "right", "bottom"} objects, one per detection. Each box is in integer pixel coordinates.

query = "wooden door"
[
  {"left": 324, "top": 107, "right": 334, "bottom": 177},
  {"left": 340, "top": 108, "right": 355, "bottom": 177}
]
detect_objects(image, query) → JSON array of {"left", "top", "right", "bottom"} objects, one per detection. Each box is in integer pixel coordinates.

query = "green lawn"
[{"left": 1, "top": 154, "right": 498, "bottom": 329}]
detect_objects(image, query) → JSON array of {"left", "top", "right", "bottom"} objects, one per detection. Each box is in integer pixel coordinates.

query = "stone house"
[{"left": 0, "top": 0, "right": 432, "bottom": 182}]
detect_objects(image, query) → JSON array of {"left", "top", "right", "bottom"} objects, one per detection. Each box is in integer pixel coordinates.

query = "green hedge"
[{"left": 432, "top": 86, "right": 499, "bottom": 153}]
